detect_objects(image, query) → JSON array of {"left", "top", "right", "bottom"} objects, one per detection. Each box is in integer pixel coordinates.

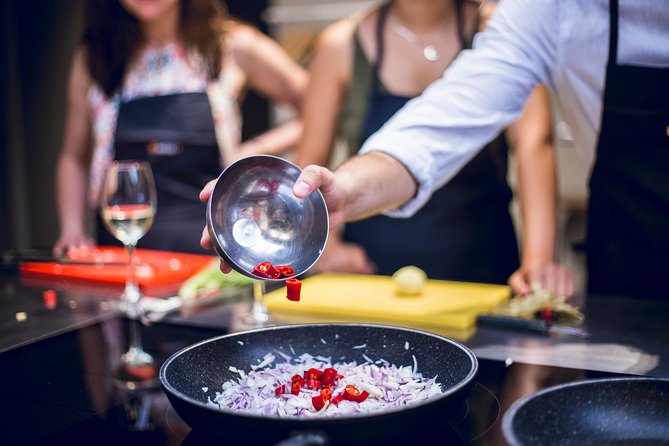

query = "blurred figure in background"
[
  {"left": 54, "top": 0, "right": 307, "bottom": 256},
  {"left": 294, "top": 0, "right": 569, "bottom": 290}
]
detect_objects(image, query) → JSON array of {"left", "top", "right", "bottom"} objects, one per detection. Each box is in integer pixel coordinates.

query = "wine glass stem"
[
  {"left": 252, "top": 280, "right": 268, "bottom": 321},
  {"left": 124, "top": 242, "right": 141, "bottom": 305},
  {"left": 129, "top": 317, "right": 142, "bottom": 351}
]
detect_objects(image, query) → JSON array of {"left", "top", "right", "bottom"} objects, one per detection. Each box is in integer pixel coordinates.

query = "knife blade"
[{"left": 477, "top": 314, "right": 590, "bottom": 339}]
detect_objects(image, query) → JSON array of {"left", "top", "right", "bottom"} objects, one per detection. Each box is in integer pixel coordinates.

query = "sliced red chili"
[
  {"left": 277, "top": 265, "right": 295, "bottom": 277},
  {"left": 304, "top": 368, "right": 323, "bottom": 381},
  {"left": 311, "top": 395, "right": 327, "bottom": 411},
  {"left": 320, "top": 386, "right": 333, "bottom": 401},
  {"left": 342, "top": 385, "right": 361, "bottom": 401},
  {"left": 539, "top": 308, "right": 554, "bottom": 322},
  {"left": 305, "top": 378, "right": 320, "bottom": 389},
  {"left": 331, "top": 392, "right": 345, "bottom": 406},
  {"left": 320, "top": 367, "right": 338, "bottom": 386},
  {"left": 290, "top": 374, "right": 304, "bottom": 395},
  {"left": 275, "top": 384, "right": 286, "bottom": 397},
  {"left": 286, "top": 278, "right": 302, "bottom": 302},
  {"left": 252, "top": 261, "right": 281, "bottom": 279},
  {"left": 356, "top": 390, "right": 370, "bottom": 403}
]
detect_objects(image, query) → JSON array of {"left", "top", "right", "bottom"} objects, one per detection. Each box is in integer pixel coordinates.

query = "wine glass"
[
  {"left": 239, "top": 279, "right": 270, "bottom": 327},
  {"left": 100, "top": 160, "right": 156, "bottom": 314},
  {"left": 100, "top": 161, "right": 157, "bottom": 375}
]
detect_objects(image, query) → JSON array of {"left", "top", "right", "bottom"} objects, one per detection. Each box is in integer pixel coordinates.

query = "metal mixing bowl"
[{"left": 206, "top": 155, "right": 329, "bottom": 281}]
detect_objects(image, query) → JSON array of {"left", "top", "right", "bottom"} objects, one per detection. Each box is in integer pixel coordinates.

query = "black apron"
[
  {"left": 97, "top": 92, "right": 221, "bottom": 254},
  {"left": 343, "top": 3, "right": 519, "bottom": 284},
  {"left": 586, "top": 0, "right": 669, "bottom": 299}
]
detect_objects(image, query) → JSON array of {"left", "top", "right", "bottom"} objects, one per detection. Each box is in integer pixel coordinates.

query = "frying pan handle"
[{"left": 274, "top": 431, "right": 329, "bottom": 446}]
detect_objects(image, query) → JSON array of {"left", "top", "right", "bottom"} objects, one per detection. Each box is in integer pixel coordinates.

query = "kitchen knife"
[{"left": 477, "top": 314, "right": 590, "bottom": 339}]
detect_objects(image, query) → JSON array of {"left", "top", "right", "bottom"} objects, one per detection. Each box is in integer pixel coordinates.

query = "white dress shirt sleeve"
[{"left": 359, "top": 0, "right": 558, "bottom": 217}]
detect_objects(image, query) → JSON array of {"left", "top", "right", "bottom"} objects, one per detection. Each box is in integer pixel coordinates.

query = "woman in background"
[
  {"left": 54, "top": 0, "right": 307, "bottom": 256},
  {"left": 295, "top": 0, "right": 570, "bottom": 291}
]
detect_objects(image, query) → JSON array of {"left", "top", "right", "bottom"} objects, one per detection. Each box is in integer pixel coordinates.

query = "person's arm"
[
  {"left": 358, "top": 0, "right": 557, "bottom": 218},
  {"left": 198, "top": 150, "right": 415, "bottom": 273},
  {"left": 227, "top": 23, "right": 308, "bottom": 159},
  {"left": 53, "top": 47, "right": 94, "bottom": 257},
  {"left": 293, "top": 19, "right": 353, "bottom": 168},
  {"left": 505, "top": 85, "right": 574, "bottom": 297}
]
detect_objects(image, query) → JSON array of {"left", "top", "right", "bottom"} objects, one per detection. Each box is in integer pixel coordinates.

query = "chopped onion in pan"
[{"left": 210, "top": 353, "right": 443, "bottom": 417}]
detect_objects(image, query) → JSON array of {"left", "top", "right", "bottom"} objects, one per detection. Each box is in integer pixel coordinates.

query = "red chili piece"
[
  {"left": 320, "top": 368, "right": 338, "bottom": 386},
  {"left": 311, "top": 395, "right": 327, "bottom": 411},
  {"left": 275, "top": 384, "right": 286, "bottom": 397},
  {"left": 290, "top": 374, "right": 304, "bottom": 395},
  {"left": 277, "top": 265, "right": 295, "bottom": 277},
  {"left": 320, "top": 386, "right": 333, "bottom": 401},
  {"left": 286, "top": 278, "right": 302, "bottom": 302},
  {"left": 252, "top": 261, "right": 281, "bottom": 279},
  {"left": 42, "top": 289, "right": 57, "bottom": 310},
  {"left": 331, "top": 392, "right": 345, "bottom": 406},
  {"left": 539, "top": 308, "right": 554, "bottom": 322},
  {"left": 251, "top": 262, "right": 296, "bottom": 279},
  {"left": 342, "top": 385, "right": 368, "bottom": 402}
]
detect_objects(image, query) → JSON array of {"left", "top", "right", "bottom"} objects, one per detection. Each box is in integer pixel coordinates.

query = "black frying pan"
[
  {"left": 503, "top": 377, "right": 669, "bottom": 446},
  {"left": 160, "top": 323, "right": 477, "bottom": 445}
]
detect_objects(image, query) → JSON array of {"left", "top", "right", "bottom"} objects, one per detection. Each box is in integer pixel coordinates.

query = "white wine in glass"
[{"left": 100, "top": 160, "right": 157, "bottom": 309}]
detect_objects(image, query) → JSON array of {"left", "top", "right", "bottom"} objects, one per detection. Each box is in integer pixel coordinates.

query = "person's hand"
[
  {"left": 53, "top": 232, "right": 95, "bottom": 259},
  {"left": 508, "top": 261, "right": 574, "bottom": 298},
  {"left": 292, "top": 165, "right": 348, "bottom": 228},
  {"left": 198, "top": 179, "right": 234, "bottom": 273},
  {"left": 313, "top": 232, "right": 376, "bottom": 275}
]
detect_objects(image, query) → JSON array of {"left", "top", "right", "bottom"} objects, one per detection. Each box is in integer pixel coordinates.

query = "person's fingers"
[
  {"left": 542, "top": 264, "right": 558, "bottom": 296},
  {"left": 200, "top": 226, "right": 213, "bottom": 249},
  {"left": 556, "top": 267, "right": 575, "bottom": 298},
  {"left": 218, "top": 261, "right": 232, "bottom": 274},
  {"left": 293, "top": 165, "right": 324, "bottom": 198},
  {"left": 508, "top": 269, "right": 532, "bottom": 296},
  {"left": 199, "top": 179, "right": 217, "bottom": 202}
]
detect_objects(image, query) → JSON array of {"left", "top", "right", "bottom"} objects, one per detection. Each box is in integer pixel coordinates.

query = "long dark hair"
[{"left": 83, "top": 0, "right": 228, "bottom": 97}]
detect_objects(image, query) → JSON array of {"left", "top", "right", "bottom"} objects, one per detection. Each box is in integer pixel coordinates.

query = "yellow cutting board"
[{"left": 265, "top": 273, "right": 510, "bottom": 330}]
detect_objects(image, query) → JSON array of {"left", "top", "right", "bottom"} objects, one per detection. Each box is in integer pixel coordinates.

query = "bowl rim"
[{"left": 206, "top": 154, "right": 329, "bottom": 281}]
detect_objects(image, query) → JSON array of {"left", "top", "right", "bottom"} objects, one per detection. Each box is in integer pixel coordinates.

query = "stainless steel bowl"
[{"left": 206, "top": 155, "right": 329, "bottom": 281}]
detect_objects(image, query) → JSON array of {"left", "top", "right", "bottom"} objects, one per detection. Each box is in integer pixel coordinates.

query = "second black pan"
[{"left": 503, "top": 377, "right": 669, "bottom": 446}]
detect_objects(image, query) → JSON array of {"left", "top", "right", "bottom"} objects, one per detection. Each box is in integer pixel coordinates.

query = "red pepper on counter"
[
  {"left": 539, "top": 308, "right": 554, "bottom": 322},
  {"left": 286, "top": 278, "right": 302, "bottom": 302}
]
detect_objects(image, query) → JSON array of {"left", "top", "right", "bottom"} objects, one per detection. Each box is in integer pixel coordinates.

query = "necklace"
[{"left": 389, "top": 15, "right": 447, "bottom": 62}]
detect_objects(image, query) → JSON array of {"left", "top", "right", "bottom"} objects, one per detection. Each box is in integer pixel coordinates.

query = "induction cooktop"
[{"left": 0, "top": 319, "right": 622, "bottom": 446}]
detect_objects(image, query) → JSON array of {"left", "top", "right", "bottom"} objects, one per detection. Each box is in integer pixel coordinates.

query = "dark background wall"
[{"left": 0, "top": 0, "right": 269, "bottom": 253}]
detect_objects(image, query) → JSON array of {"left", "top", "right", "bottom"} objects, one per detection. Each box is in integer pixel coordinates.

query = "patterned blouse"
[{"left": 87, "top": 42, "right": 242, "bottom": 207}]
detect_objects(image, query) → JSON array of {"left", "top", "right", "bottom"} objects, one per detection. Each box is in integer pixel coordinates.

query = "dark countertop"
[
  {"left": 2, "top": 272, "right": 668, "bottom": 376},
  {"left": 1, "top": 269, "right": 668, "bottom": 445}
]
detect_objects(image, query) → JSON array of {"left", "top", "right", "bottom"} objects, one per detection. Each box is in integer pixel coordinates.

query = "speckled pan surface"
[
  {"left": 503, "top": 377, "right": 669, "bottom": 446},
  {"left": 160, "top": 323, "right": 477, "bottom": 443}
]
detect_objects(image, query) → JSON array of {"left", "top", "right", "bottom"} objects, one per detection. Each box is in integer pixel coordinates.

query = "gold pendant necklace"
[{"left": 389, "top": 15, "right": 446, "bottom": 62}]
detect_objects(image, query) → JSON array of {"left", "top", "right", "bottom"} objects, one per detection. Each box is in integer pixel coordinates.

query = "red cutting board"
[{"left": 19, "top": 246, "right": 214, "bottom": 290}]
